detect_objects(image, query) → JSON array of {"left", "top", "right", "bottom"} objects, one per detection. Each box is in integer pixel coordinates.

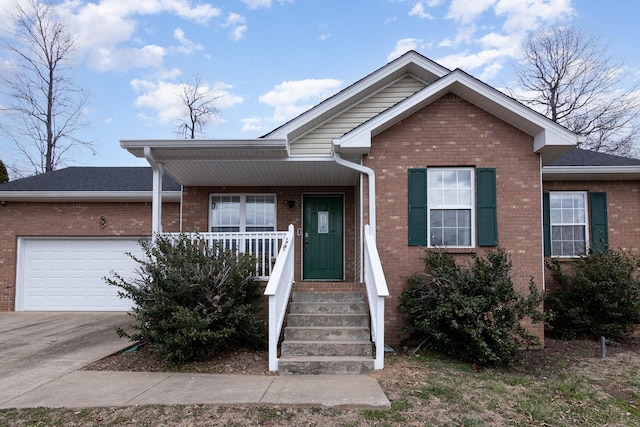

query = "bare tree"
[
  {"left": 511, "top": 25, "right": 640, "bottom": 156},
  {"left": 174, "top": 73, "right": 220, "bottom": 139},
  {"left": 0, "top": 0, "right": 91, "bottom": 174}
]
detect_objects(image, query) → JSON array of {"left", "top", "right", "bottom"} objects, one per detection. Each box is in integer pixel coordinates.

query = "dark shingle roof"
[
  {"left": 0, "top": 167, "right": 181, "bottom": 192},
  {"left": 548, "top": 148, "right": 640, "bottom": 167}
]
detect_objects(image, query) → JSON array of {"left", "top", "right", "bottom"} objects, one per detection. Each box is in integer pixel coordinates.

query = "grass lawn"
[{"left": 2, "top": 339, "right": 639, "bottom": 426}]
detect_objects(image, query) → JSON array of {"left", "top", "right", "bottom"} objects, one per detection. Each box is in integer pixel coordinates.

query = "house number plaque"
[{"left": 318, "top": 211, "right": 329, "bottom": 234}]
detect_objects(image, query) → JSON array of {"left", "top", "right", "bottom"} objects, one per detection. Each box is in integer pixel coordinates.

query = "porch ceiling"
[
  {"left": 161, "top": 158, "right": 360, "bottom": 186},
  {"left": 120, "top": 139, "right": 360, "bottom": 186}
]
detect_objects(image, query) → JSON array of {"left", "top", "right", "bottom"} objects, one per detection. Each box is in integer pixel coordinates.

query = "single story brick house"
[{"left": 2, "top": 51, "right": 640, "bottom": 370}]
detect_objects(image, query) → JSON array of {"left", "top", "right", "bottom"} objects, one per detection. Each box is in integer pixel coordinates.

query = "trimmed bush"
[
  {"left": 106, "top": 234, "right": 266, "bottom": 364},
  {"left": 545, "top": 248, "right": 640, "bottom": 340},
  {"left": 399, "top": 248, "right": 545, "bottom": 366}
]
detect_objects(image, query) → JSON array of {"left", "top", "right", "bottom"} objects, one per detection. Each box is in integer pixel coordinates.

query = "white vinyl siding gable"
[{"left": 290, "top": 75, "right": 427, "bottom": 156}]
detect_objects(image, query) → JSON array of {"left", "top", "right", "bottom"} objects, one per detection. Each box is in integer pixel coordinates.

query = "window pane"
[
  {"left": 442, "top": 170, "right": 457, "bottom": 187},
  {"left": 429, "top": 209, "right": 470, "bottom": 247},
  {"left": 246, "top": 195, "right": 275, "bottom": 228},
  {"left": 429, "top": 188, "right": 444, "bottom": 206},
  {"left": 442, "top": 210, "right": 457, "bottom": 227},
  {"left": 211, "top": 196, "right": 240, "bottom": 227},
  {"left": 458, "top": 189, "right": 471, "bottom": 205},
  {"left": 457, "top": 170, "right": 471, "bottom": 188},
  {"left": 443, "top": 228, "right": 457, "bottom": 246},
  {"left": 551, "top": 208, "right": 562, "bottom": 223},
  {"left": 443, "top": 189, "right": 457, "bottom": 205}
]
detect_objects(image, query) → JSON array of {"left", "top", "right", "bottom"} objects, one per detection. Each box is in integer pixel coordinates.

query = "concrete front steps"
[{"left": 278, "top": 291, "right": 374, "bottom": 375}]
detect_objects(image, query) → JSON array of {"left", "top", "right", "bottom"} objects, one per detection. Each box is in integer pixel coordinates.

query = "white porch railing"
[
  {"left": 264, "top": 224, "right": 296, "bottom": 372},
  {"left": 165, "top": 230, "right": 288, "bottom": 279},
  {"left": 364, "top": 224, "right": 390, "bottom": 370}
]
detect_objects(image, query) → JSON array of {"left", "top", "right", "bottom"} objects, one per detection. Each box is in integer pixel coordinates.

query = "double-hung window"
[
  {"left": 408, "top": 167, "right": 497, "bottom": 248},
  {"left": 548, "top": 192, "right": 588, "bottom": 257},
  {"left": 209, "top": 194, "right": 276, "bottom": 233},
  {"left": 543, "top": 191, "right": 608, "bottom": 257},
  {"left": 427, "top": 168, "right": 474, "bottom": 247}
]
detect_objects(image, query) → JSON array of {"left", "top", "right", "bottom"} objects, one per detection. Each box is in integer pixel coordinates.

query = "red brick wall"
[
  {"left": 364, "top": 93, "right": 545, "bottom": 344},
  {"left": 0, "top": 201, "right": 180, "bottom": 311},
  {"left": 543, "top": 180, "right": 640, "bottom": 291},
  {"left": 181, "top": 186, "right": 357, "bottom": 283}
]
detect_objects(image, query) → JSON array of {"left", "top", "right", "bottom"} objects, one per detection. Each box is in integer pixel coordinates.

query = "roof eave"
[
  {"left": 542, "top": 166, "right": 640, "bottom": 181},
  {"left": 120, "top": 139, "right": 289, "bottom": 159},
  {"left": 0, "top": 191, "right": 182, "bottom": 202}
]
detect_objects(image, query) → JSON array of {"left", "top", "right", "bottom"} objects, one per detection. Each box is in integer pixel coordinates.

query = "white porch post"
[{"left": 144, "top": 147, "right": 163, "bottom": 237}]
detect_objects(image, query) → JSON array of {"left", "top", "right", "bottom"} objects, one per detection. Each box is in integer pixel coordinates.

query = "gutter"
[{"left": 0, "top": 191, "right": 181, "bottom": 202}]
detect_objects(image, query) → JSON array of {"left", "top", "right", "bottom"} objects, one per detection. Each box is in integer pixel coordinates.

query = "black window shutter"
[
  {"left": 477, "top": 168, "right": 498, "bottom": 246},
  {"left": 543, "top": 192, "right": 550, "bottom": 256},
  {"left": 408, "top": 169, "right": 428, "bottom": 246},
  {"left": 590, "top": 192, "right": 608, "bottom": 254}
]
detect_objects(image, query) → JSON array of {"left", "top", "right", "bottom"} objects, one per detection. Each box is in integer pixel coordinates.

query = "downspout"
[
  {"left": 144, "top": 147, "right": 163, "bottom": 238},
  {"left": 332, "top": 149, "right": 376, "bottom": 240}
]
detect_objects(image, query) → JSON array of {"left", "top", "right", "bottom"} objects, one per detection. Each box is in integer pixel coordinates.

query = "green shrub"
[
  {"left": 545, "top": 248, "right": 640, "bottom": 340},
  {"left": 106, "top": 234, "right": 266, "bottom": 364},
  {"left": 399, "top": 248, "right": 545, "bottom": 366}
]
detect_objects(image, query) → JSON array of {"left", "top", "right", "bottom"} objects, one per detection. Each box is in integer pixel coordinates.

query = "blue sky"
[{"left": 1, "top": 0, "right": 639, "bottom": 171}]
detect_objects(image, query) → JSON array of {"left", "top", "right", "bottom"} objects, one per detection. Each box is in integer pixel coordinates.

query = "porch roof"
[{"left": 120, "top": 139, "right": 360, "bottom": 186}]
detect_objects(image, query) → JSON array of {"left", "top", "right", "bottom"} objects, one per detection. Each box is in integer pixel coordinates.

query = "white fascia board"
[
  {"left": 0, "top": 191, "right": 182, "bottom": 202},
  {"left": 542, "top": 166, "right": 640, "bottom": 176},
  {"left": 120, "top": 139, "right": 287, "bottom": 158}
]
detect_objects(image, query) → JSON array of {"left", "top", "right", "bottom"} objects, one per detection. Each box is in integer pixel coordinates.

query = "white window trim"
[
  {"left": 549, "top": 191, "right": 589, "bottom": 258},
  {"left": 426, "top": 167, "right": 475, "bottom": 248},
  {"left": 208, "top": 194, "right": 277, "bottom": 233}
]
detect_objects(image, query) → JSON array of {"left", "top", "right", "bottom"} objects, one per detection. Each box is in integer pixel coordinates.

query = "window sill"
[{"left": 428, "top": 247, "right": 477, "bottom": 254}]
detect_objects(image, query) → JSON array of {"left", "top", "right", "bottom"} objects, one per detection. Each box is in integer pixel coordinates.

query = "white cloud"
[
  {"left": 495, "top": 0, "right": 574, "bottom": 32},
  {"left": 223, "top": 13, "right": 247, "bottom": 41},
  {"left": 257, "top": 78, "right": 343, "bottom": 124},
  {"left": 238, "top": 0, "right": 272, "bottom": 9},
  {"left": 88, "top": 44, "right": 166, "bottom": 72},
  {"left": 388, "top": 38, "right": 423, "bottom": 61},
  {"left": 173, "top": 28, "right": 204, "bottom": 54},
  {"left": 425, "top": 0, "right": 575, "bottom": 81},
  {"left": 409, "top": 1, "right": 435, "bottom": 19},
  {"left": 54, "top": 0, "right": 222, "bottom": 72},
  {"left": 446, "top": 0, "right": 496, "bottom": 25},
  {"left": 131, "top": 77, "right": 244, "bottom": 127}
]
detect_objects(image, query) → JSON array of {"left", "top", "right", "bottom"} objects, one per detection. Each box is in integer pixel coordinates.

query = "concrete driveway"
[{"left": 0, "top": 312, "right": 131, "bottom": 405}]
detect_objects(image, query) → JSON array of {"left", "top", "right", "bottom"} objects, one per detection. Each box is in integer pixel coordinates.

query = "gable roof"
[
  {"left": 543, "top": 148, "right": 640, "bottom": 181},
  {"left": 263, "top": 51, "right": 450, "bottom": 144},
  {"left": 548, "top": 148, "right": 640, "bottom": 167},
  {"left": 333, "top": 66, "right": 582, "bottom": 165},
  {"left": 0, "top": 167, "right": 181, "bottom": 201}
]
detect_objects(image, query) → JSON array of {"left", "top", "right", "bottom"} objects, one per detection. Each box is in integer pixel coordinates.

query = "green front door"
[{"left": 303, "top": 195, "right": 343, "bottom": 280}]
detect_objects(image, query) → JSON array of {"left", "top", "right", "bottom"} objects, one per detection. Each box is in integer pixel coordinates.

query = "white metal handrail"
[
  {"left": 165, "top": 231, "right": 287, "bottom": 279},
  {"left": 364, "top": 224, "right": 390, "bottom": 370},
  {"left": 263, "top": 224, "right": 296, "bottom": 372}
]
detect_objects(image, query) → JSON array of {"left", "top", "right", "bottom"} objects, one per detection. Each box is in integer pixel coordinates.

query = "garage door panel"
[{"left": 18, "top": 238, "right": 145, "bottom": 311}]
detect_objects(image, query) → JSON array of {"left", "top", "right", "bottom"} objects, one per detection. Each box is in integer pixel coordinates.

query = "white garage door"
[{"left": 17, "top": 238, "right": 146, "bottom": 311}]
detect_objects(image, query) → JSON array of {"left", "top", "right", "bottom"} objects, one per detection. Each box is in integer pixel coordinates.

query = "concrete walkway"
[
  {"left": 0, "top": 312, "right": 389, "bottom": 409},
  {"left": 1, "top": 371, "right": 390, "bottom": 409}
]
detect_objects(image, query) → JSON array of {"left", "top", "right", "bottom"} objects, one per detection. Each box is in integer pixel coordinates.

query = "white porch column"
[{"left": 144, "top": 147, "right": 163, "bottom": 237}]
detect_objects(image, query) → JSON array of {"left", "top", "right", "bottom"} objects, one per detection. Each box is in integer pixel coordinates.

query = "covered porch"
[{"left": 120, "top": 139, "right": 389, "bottom": 371}]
